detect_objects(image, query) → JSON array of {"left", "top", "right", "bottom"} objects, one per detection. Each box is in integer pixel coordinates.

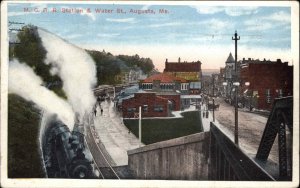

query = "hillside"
[{"left": 7, "top": 25, "right": 155, "bottom": 178}]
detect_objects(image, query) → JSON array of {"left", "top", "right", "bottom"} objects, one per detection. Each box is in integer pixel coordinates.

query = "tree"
[
  {"left": 87, "top": 50, "right": 121, "bottom": 85},
  {"left": 10, "top": 25, "right": 64, "bottom": 97},
  {"left": 117, "top": 54, "right": 154, "bottom": 74}
]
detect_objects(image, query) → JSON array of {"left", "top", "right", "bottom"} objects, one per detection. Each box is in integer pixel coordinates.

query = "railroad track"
[{"left": 84, "top": 114, "right": 120, "bottom": 179}]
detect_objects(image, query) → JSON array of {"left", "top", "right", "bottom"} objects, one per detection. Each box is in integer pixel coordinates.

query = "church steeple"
[{"left": 226, "top": 52, "right": 235, "bottom": 64}]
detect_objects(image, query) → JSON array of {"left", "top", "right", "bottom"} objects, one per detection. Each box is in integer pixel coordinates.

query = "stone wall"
[{"left": 127, "top": 132, "right": 210, "bottom": 180}]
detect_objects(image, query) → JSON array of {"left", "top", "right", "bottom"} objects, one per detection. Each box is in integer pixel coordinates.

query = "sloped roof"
[
  {"left": 142, "top": 73, "right": 187, "bottom": 83},
  {"left": 226, "top": 53, "right": 235, "bottom": 64}
]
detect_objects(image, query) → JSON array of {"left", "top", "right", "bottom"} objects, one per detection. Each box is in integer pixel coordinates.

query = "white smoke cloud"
[
  {"left": 8, "top": 59, "right": 75, "bottom": 128},
  {"left": 37, "top": 28, "right": 97, "bottom": 121}
]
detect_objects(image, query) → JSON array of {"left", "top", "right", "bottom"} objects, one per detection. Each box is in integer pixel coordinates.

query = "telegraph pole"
[
  {"left": 212, "top": 74, "right": 215, "bottom": 122},
  {"left": 232, "top": 31, "right": 240, "bottom": 145},
  {"left": 139, "top": 106, "right": 142, "bottom": 146}
]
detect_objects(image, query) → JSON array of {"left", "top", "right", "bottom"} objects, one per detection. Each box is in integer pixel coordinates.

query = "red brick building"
[
  {"left": 240, "top": 58, "right": 293, "bottom": 110},
  {"left": 122, "top": 92, "right": 173, "bottom": 118},
  {"left": 139, "top": 73, "right": 185, "bottom": 112},
  {"left": 163, "top": 58, "right": 202, "bottom": 94}
]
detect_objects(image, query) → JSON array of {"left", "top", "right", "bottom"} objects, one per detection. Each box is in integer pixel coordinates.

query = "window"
[
  {"left": 154, "top": 105, "right": 164, "bottom": 112},
  {"left": 143, "top": 105, "right": 148, "bottom": 112},
  {"left": 278, "top": 89, "right": 283, "bottom": 97},
  {"left": 127, "top": 108, "right": 136, "bottom": 112},
  {"left": 266, "top": 89, "right": 271, "bottom": 104}
]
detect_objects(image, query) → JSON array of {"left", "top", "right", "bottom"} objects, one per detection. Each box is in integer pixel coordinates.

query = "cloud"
[
  {"left": 141, "top": 5, "right": 152, "bottom": 10},
  {"left": 200, "top": 18, "right": 230, "bottom": 30},
  {"left": 243, "top": 10, "right": 291, "bottom": 32},
  {"left": 263, "top": 11, "right": 290, "bottom": 23},
  {"left": 8, "top": 11, "right": 36, "bottom": 16},
  {"left": 244, "top": 19, "right": 273, "bottom": 31},
  {"left": 192, "top": 6, "right": 258, "bottom": 16},
  {"left": 106, "top": 18, "right": 137, "bottom": 23},
  {"left": 80, "top": 11, "right": 96, "bottom": 21},
  {"left": 224, "top": 7, "right": 258, "bottom": 16},
  {"left": 192, "top": 6, "right": 224, "bottom": 14},
  {"left": 148, "top": 22, "right": 183, "bottom": 28},
  {"left": 97, "top": 33, "right": 120, "bottom": 38}
]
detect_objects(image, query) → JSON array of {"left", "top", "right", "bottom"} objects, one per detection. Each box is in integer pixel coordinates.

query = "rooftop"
[
  {"left": 164, "top": 59, "right": 201, "bottom": 72},
  {"left": 142, "top": 73, "right": 187, "bottom": 83},
  {"left": 225, "top": 52, "right": 235, "bottom": 64}
]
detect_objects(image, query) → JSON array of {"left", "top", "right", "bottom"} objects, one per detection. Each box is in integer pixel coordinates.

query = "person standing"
[
  {"left": 101, "top": 108, "right": 103, "bottom": 116},
  {"left": 97, "top": 96, "right": 101, "bottom": 107},
  {"left": 94, "top": 107, "right": 97, "bottom": 117}
]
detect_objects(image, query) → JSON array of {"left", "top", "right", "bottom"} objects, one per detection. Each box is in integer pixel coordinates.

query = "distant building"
[
  {"left": 115, "top": 66, "right": 147, "bottom": 85},
  {"left": 122, "top": 92, "right": 172, "bottom": 118},
  {"left": 240, "top": 58, "right": 293, "bottom": 110},
  {"left": 114, "top": 85, "right": 140, "bottom": 108},
  {"left": 219, "top": 68, "right": 226, "bottom": 96},
  {"left": 140, "top": 73, "right": 189, "bottom": 94},
  {"left": 224, "top": 52, "right": 235, "bottom": 80},
  {"left": 224, "top": 52, "right": 235, "bottom": 100},
  {"left": 211, "top": 73, "right": 221, "bottom": 97},
  {"left": 201, "top": 75, "right": 211, "bottom": 95},
  {"left": 163, "top": 57, "right": 202, "bottom": 94}
]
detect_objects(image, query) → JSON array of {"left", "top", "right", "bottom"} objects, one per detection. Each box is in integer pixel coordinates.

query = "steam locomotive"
[{"left": 41, "top": 115, "right": 95, "bottom": 178}]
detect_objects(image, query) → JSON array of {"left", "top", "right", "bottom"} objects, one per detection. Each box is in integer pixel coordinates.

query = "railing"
[
  {"left": 209, "top": 123, "right": 275, "bottom": 181},
  {"left": 256, "top": 96, "right": 293, "bottom": 180}
]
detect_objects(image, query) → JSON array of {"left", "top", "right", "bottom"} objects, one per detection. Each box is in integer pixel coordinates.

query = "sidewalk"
[
  {"left": 93, "top": 100, "right": 144, "bottom": 166},
  {"left": 199, "top": 104, "right": 213, "bottom": 132}
]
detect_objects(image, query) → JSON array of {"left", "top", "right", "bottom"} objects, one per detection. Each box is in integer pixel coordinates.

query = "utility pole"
[
  {"left": 139, "top": 106, "right": 142, "bottom": 146},
  {"left": 212, "top": 74, "right": 215, "bottom": 122},
  {"left": 232, "top": 31, "right": 240, "bottom": 145}
]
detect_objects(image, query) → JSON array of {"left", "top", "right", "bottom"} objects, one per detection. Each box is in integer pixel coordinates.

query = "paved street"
[
  {"left": 201, "top": 97, "right": 278, "bottom": 163},
  {"left": 92, "top": 100, "right": 144, "bottom": 166}
]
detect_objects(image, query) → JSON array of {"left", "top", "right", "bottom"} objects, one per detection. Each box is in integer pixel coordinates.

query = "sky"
[{"left": 7, "top": 2, "right": 295, "bottom": 72}]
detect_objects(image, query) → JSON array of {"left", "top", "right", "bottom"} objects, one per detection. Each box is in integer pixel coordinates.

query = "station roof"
[{"left": 142, "top": 73, "right": 187, "bottom": 83}]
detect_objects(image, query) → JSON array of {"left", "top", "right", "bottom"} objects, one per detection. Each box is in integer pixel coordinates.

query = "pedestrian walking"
[
  {"left": 101, "top": 108, "right": 103, "bottom": 116},
  {"left": 94, "top": 107, "right": 97, "bottom": 117},
  {"left": 97, "top": 96, "right": 101, "bottom": 107}
]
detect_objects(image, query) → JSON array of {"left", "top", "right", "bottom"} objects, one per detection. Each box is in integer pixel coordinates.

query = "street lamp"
[
  {"left": 232, "top": 30, "right": 240, "bottom": 145},
  {"left": 233, "top": 82, "right": 240, "bottom": 86}
]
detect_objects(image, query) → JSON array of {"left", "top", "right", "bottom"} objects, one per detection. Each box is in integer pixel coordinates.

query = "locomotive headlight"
[
  {"left": 79, "top": 171, "right": 86, "bottom": 178},
  {"left": 71, "top": 164, "right": 89, "bottom": 178}
]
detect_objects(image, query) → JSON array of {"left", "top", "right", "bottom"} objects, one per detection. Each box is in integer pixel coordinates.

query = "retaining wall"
[{"left": 127, "top": 132, "right": 210, "bottom": 180}]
